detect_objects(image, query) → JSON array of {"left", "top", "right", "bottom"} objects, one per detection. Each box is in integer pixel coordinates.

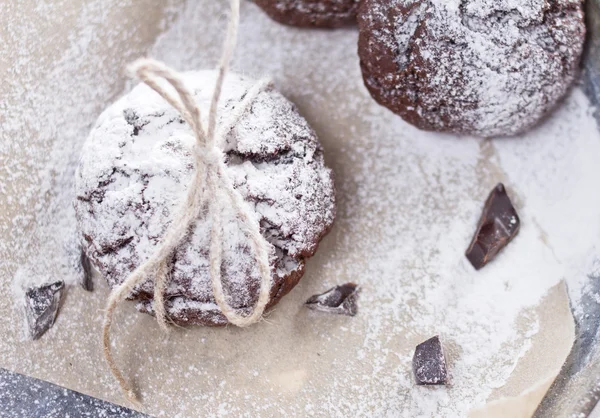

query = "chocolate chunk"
[
  {"left": 305, "top": 283, "right": 360, "bottom": 316},
  {"left": 80, "top": 249, "right": 94, "bottom": 291},
  {"left": 466, "top": 183, "right": 520, "bottom": 270},
  {"left": 24, "top": 281, "right": 64, "bottom": 340},
  {"left": 66, "top": 243, "right": 93, "bottom": 291},
  {"left": 412, "top": 335, "right": 447, "bottom": 385}
]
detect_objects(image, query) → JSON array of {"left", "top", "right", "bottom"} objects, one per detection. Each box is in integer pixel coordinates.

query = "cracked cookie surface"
[
  {"left": 74, "top": 71, "right": 336, "bottom": 326},
  {"left": 357, "top": 0, "right": 585, "bottom": 137},
  {"left": 254, "top": 0, "right": 360, "bottom": 28}
]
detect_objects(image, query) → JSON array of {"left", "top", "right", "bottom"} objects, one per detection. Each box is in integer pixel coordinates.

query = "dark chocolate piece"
[
  {"left": 466, "top": 183, "right": 520, "bottom": 270},
  {"left": 24, "top": 281, "right": 64, "bottom": 340},
  {"left": 412, "top": 335, "right": 447, "bottom": 386},
  {"left": 80, "top": 249, "right": 94, "bottom": 291},
  {"left": 305, "top": 283, "right": 360, "bottom": 316}
]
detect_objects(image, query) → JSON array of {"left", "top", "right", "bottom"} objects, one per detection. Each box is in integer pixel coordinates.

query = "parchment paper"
[
  {"left": 470, "top": 282, "right": 574, "bottom": 418},
  {"left": 0, "top": 1, "right": 580, "bottom": 416}
]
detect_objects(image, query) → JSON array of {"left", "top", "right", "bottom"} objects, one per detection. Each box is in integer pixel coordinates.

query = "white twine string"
[{"left": 101, "top": 0, "right": 274, "bottom": 402}]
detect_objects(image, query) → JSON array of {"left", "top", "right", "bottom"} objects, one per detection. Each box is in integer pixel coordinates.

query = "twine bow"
[{"left": 102, "top": 0, "right": 274, "bottom": 402}]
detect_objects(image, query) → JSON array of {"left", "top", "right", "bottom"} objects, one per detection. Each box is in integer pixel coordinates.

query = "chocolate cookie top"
[
  {"left": 75, "top": 71, "right": 336, "bottom": 325},
  {"left": 358, "top": 0, "right": 585, "bottom": 137},
  {"left": 254, "top": 0, "right": 360, "bottom": 28}
]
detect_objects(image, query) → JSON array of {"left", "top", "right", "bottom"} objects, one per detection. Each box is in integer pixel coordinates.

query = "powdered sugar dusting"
[{"left": 1, "top": 0, "right": 180, "bottom": 332}]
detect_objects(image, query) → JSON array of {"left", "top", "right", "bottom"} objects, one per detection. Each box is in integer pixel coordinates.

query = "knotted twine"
[{"left": 102, "top": 0, "right": 274, "bottom": 402}]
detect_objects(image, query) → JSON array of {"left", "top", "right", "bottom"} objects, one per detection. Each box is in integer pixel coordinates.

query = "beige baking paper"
[
  {"left": 469, "top": 282, "right": 574, "bottom": 418},
  {"left": 0, "top": 1, "right": 577, "bottom": 417}
]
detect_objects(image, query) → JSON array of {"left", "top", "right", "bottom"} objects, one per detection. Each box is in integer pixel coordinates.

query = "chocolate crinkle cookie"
[
  {"left": 254, "top": 0, "right": 361, "bottom": 28},
  {"left": 74, "top": 71, "right": 336, "bottom": 326},
  {"left": 358, "top": 0, "right": 585, "bottom": 137}
]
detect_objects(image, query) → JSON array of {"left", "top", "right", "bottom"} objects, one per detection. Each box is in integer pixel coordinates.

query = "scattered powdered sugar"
[
  {"left": 1, "top": 0, "right": 175, "bottom": 339},
  {"left": 74, "top": 70, "right": 335, "bottom": 325},
  {"left": 2, "top": 0, "right": 600, "bottom": 417},
  {"left": 492, "top": 92, "right": 600, "bottom": 321}
]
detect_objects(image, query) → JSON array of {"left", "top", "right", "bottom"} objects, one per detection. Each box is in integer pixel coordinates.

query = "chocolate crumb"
[
  {"left": 466, "top": 183, "right": 520, "bottom": 270},
  {"left": 80, "top": 249, "right": 93, "bottom": 291},
  {"left": 24, "top": 281, "right": 64, "bottom": 340},
  {"left": 305, "top": 283, "right": 360, "bottom": 316},
  {"left": 412, "top": 335, "right": 447, "bottom": 386}
]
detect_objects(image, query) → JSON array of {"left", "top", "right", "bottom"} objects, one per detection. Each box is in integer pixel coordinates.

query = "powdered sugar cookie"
[
  {"left": 75, "top": 71, "right": 336, "bottom": 326},
  {"left": 358, "top": 0, "right": 585, "bottom": 136}
]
